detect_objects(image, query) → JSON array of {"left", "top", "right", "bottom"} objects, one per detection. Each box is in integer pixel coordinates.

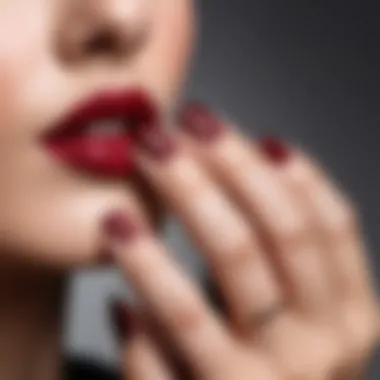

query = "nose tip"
[{"left": 57, "top": 0, "right": 149, "bottom": 63}]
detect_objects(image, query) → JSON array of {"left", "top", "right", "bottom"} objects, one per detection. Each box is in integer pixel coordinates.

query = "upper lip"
[{"left": 44, "top": 87, "right": 158, "bottom": 141}]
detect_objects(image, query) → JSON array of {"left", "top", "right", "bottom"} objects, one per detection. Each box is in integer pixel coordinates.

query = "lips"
[{"left": 43, "top": 88, "right": 158, "bottom": 177}]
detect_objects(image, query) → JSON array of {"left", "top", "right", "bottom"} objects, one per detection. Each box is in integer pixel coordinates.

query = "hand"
[{"left": 105, "top": 103, "right": 380, "bottom": 380}]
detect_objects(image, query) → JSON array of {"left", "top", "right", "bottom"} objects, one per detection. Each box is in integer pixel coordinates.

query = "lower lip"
[
  {"left": 44, "top": 88, "right": 158, "bottom": 178},
  {"left": 46, "top": 134, "right": 135, "bottom": 177}
]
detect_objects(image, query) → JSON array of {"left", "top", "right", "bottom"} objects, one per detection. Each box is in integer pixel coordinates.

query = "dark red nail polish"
[
  {"left": 98, "top": 248, "right": 114, "bottom": 265},
  {"left": 132, "top": 123, "right": 176, "bottom": 160},
  {"left": 110, "top": 301, "right": 137, "bottom": 341},
  {"left": 180, "top": 102, "right": 224, "bottom": 141},
  {"left": 259, "top": 137, "right": 290, "bottom": 164},
  {"left": 103, "top": 211, "right": 139, "bottom": 243}
]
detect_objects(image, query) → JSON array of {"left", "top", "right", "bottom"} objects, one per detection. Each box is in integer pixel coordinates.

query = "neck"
[{"left": 0, "top": 263, "right": 66, "bottom": 380}]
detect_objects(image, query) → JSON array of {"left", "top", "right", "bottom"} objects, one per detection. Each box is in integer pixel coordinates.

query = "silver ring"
[{"left": 250, "top": 303, "right": 285, "bottom": 330}]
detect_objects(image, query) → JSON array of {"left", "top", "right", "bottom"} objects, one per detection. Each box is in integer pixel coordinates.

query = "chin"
[
  {"left": 0, "top": 178, "right": 136, "bottom": 268},
  {"left": 1, "top": 170, "right": 164, "bottom": 269},
  {"left": 0, "top": 89, "right": 166, "bottom": 270}
]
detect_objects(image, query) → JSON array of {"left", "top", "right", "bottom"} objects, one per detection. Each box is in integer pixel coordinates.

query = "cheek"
[
  {"left": 143, "top": 0, "right": 195, "bottom": 101},
  {"left": 0, "top": 4, "right": 49, "bottom": 136}
]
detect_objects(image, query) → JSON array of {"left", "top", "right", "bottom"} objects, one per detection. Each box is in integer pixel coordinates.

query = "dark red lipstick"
[{"left": 44, "top": 88, "right": 158, "bottom": 177}]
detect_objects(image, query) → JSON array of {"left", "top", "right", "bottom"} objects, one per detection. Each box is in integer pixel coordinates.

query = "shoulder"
[{"left": 65, "top": 357, "right": 120, "bottom": 380}]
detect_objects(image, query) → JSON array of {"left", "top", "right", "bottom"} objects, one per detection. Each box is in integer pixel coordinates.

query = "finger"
[
  {"left": 103, "top": 210, "right": 234, "bottom": 377},
  {"left": 179, "top": 103, "right": 332, "bottom": 317},
  {"left": 274, "top": 147, "right": 380, "bottom": 361},
  {"left": 125, "top": 334, "right": 175, "bottom": 380},
  {"left": 110, "top": 302, "right": 176, "bottom": 380},
  {"left": 142, "top": 309, "right": 195, "bottom": 380},
  {"left": 132, "top": 121, "right": 282, "bottom": 332},
  {"left": 273, "top": 148, "right": 374, "bottom": 304}
]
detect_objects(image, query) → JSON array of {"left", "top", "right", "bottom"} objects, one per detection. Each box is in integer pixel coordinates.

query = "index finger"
[{"left": 102, "top": 210, "right": 234, "bottom": 377}]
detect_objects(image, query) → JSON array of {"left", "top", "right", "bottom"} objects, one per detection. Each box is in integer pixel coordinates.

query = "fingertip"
[
  {"left": 109, "top": 299, "right": 139, "bottom": 343},
  {"left": 258, "top": 136, "right": 291, "bottom": 164},
  {"left": 179, "top": 101, "right": 225, "bottom": 142},
  {"left": 102, "top": 210, "right": 142, "bottom": 244}
]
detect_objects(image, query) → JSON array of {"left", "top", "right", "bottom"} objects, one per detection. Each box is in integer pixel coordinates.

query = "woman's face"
[{"left": 0, "top": 0, "right": 194, "bottom": 267}]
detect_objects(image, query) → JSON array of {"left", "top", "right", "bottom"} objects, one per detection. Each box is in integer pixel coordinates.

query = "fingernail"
[
  {"left": 180, "top": 102, "right": 224, "bottom": 142},
  {"left": 110, "top": 300, "right": 137, "bottom": 342},
  {"left": 132, "top": 123, "right": 176, "bottom": 161},
  {"left": 259, "top": 137, "right": 290, "bottom": 164},
  {"left": 98, "top": 248, "right": 114, "bottom": 265},
  {"left": 103, "top": 211, "right": 140, "bottom": 243}
]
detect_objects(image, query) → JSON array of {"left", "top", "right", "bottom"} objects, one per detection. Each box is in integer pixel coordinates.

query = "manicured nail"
[
  {"left": 259, "top": 137, "right": 290, "bottom": 164},
  {"left": 98, "top": 248, "right": 114, "bottom": 264},
  {"left": 132, "top": 123, "right": 176, "bottom": 160},
  {"left": 180, "top": 102, "right": 224, "bottom": 142},
  {"left": 110, "top": 300, "right": 137, "bottom": 342},
  {"left": 103, "top": 211, "right": 140, "bottom": 243}
]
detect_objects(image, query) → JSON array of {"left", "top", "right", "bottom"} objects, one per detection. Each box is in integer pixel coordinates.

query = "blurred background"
[{"left": 65, "top": 1, "right": 380, "bottom": 377}]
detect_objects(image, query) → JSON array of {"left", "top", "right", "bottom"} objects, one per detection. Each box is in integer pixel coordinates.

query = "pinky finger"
[
  {"left": 125, "top": 333, "right": 177, "bottom": 380},
  {"left": 111, "top": 303, "right": 177, "bottom": 380}
]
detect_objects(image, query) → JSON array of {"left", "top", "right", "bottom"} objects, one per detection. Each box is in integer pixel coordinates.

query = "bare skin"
[
  {"left": 0, "top": 1, "right": 378, "bottom": 380},
  {"left": 103, "top": 109, "right": 380, "bottom": 380},
  {"left": 0, "top": 1, "right": 192, "bottom": 379}
]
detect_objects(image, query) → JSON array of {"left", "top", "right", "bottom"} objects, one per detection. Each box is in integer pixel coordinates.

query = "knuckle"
[
  {"left": 314, "top": 341, "right": 344, "bottom": 379},
  {"left": 281, "top": 334, "right": 343, "bottom": 380},
  {"left": 344, "top": 308, "right": 379, "bottom": 357},
  {"left": 375, "top": 310, "right": 380, "bottom": 342},
  {"left": 325, "top": 340, "right": 347, "bottom": 372},
  {"left": 273, "top": 217, "right": 312, "bottom": 250},
  {"left": 171, "top": 297, "right": 207, "bottom": 335},
  {"left": 217, "top": 235, "right": 258, "bottom": 269},
  {"left": 355, "top": 322, "right": 378, "bottom": 353},
  {"left": 327, "top": 200, "right": 358, "bottom": 238},
  {"left": 364, "top": 314, "right": 380, "bottom": 347},
  {"left": 282, "top": 364, "right": 313, "bottom": 380}
]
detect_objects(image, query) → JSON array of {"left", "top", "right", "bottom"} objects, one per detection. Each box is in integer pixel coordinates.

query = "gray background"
[{"left": 65, "top": 0, "right": 380, "bottom": 377}]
